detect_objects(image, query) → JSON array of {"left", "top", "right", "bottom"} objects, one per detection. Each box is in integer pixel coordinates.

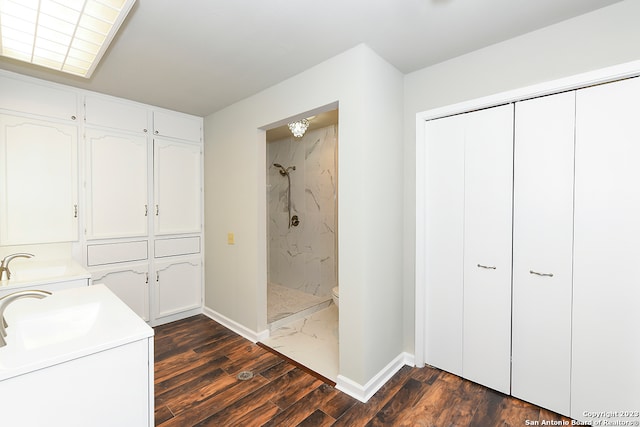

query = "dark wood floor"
[{"left": 154, "top": 315, "right": 572, "bottom": 426}]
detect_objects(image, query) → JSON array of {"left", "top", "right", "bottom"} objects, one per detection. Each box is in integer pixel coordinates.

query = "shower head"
[{"left": 273, "top": 163, "right": 295, "bottom": 176}]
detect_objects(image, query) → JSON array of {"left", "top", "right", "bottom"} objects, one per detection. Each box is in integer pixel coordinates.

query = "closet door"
[
  {"left": 463, "top": 104, "right": 514, "bottom": 394},
  {"left": 511, "top": 92, "right": 575, "bottom": 416},
  {"left": 423, "top": 113, "right": 465, "bottom": 376},
  {"left": 572, "top": 77, "right": 640, "bottom": 424}
]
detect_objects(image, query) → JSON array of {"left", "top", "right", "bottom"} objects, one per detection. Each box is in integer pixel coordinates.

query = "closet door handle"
[
  {"left": 530, "top": 270, "right": 554, "bottom": 277},
  {"left": 477, "top": 264, "right": 496, "bottom": 270}
]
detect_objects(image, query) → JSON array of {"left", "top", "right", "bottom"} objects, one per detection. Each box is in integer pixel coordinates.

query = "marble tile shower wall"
[{"left": 267, "top": 124, "right": 337, "bottom": 298}]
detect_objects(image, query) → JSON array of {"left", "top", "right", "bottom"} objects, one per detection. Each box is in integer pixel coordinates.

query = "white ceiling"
[{"left": 0, "top": 0, "right": 622, "bottom": 117}]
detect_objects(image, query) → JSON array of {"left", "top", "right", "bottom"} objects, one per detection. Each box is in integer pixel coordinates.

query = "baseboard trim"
[
  {"left": 336, "top": 352, "right": 414, "bottom": 403},
  {"left": 202, "top": 306, "right": 269, "bottom": 343}
]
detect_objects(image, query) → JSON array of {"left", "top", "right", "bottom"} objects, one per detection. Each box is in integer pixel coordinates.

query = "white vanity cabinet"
[
  {"left": 0, "top": 114, "right": 79, "bottom": 245},
  {"left": 153, "top": 138, "right": 203, "bottom": 235},
  {"left": 154, "top": 256, "right": 202, "bottom": 320},
  {"left": 571, "top": 76, "right": 640, "bottom": 424},
  {"left": 511, "top": 92, "right": 575, "bottom": 416},
  {"left": 85, "top": 128, "right": 149, "bottom": 239}
]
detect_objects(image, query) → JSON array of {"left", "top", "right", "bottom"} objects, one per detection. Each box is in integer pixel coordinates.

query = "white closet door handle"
[
  {"left": 530, "top": 270, "right": 554, "bottom": 277},
  {"left": 477, "top": 264, "right": 496, "bottom": 270}
]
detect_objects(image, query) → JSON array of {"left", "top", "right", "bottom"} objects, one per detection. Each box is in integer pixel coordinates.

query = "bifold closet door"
[
  {"left": 572, "top": 76, "right": 640, "bottom": 424},
  {"left": 423, "top": 113, "right": 465, "bottom": 376},
  {"left": 463, "top": 104, "right": 514, "bottom": 394},
  {"left": 511, "top": 92, "right": 575, "bottom": 416}
]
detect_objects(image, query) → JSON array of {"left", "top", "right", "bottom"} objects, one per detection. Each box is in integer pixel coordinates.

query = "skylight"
[{"left": 0, "top": 0, "right": 136, "bottom": 78}]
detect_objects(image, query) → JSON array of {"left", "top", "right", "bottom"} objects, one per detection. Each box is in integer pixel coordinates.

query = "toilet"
[{"left": 331, "top": 286, "right": 339, "bottom": 308}]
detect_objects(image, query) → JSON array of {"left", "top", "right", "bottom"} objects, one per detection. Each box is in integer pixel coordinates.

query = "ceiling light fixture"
[
  {"left": 0, "top": 0, "right": 137, "bottom": 78},
  {"left": 287, "top": 118, "right": 310, "bottom": 138}
]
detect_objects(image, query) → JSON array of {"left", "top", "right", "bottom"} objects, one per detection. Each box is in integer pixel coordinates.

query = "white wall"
[
  {"left": 403, "top": 0, "right": 640, "bottom": 353},
  {"left": 204, "top": 44, "right": 404, "bottom": 387}
]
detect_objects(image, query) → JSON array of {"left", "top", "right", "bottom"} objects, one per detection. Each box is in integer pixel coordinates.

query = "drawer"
[
  {"left": 154, "top": 237, "right": 201, "bottom": 258},
  {"left": 87, "top": 241, "right": 148, "bottom": 266}
]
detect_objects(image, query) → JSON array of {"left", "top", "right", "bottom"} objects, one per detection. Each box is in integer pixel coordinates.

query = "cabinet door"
[
  {"left": 92, "top": 264, "right": 149, "bottom": 321},
  {"left": 85, "top": 96, "right": 149, "bottom": 134},
  {"left": 572, "top": 77, "right": 640, "bottom": 423},
  {"left": 86, "top": 129, "right": 149, "bottom": 239},
  {"left": 423, "top": 114, "right": 465, "bottom": 376},
  {"left": 153, "top": 139, "right": 202, "bottom": 235},
  {"left": 0, "top": 114, "right": 78, "bottom": 244},
  {"left": 512, "top": 92, "right": 575, "bottom": 416},
  {"left": 153, "top": 110, "right": 201, "bottom": 142},
  {"left": 155, "top": 257, "right": 202, "bottom": 319},
  {"left": 0, "top": 76, "right": 78, "bottom": 121},
  {"left": 463, "top": 104, "right": 514, "bottom": 394}
]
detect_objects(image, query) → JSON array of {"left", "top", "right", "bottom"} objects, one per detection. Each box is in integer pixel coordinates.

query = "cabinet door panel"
[
  {"left": 155, "top": 258, "right": 202, "bottom": 319},
  {"left": 86, "top": 129, "right": 148, "bottom": 239},
  {"left": 572, "top": 77, "right": 640, "bottom": 423},
  {"left": 153, "top": 110, "right": 201, "bottom": 142},
  {"left": 85, "top": 96, "right": 149, "bottom": 134},
  {"left": 0, "top": 114, "right": 78, "bottom": 244},
  {"left": 512, "top": 92, "right": 575, "bottom": 416},
  {"left": 154, "top": 139, "right": 202, "bottom": 235},
  {"left": 0, "top": 76, "right": 77, "bottom": 121},
  {"left": 423, "top": 114, "right": 465, "bottom": 376},
  {"left": 463, "top": 104, "right": 513, "bottom": 394},
  {"left": 92, "top": 265, "right": 149, "bottom": 321}
]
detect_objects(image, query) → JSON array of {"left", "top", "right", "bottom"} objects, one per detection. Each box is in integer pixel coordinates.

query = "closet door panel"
[
  {"left": 572, "top": 76, "right": 640, "bottom": 423},
  {"left": 511, "top": 92, "right": 575, "bottom": 416},
  {"left": 423, "top": 114, "right": 465, "bottom": 376},
  {"left": 463, "top": 104, "right": 514, "bottom": 394}
]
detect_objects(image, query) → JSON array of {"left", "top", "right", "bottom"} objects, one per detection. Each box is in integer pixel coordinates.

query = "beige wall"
[
  {"left": 204, "top": 44, "right": 404, "bottom": 387},
  {"left": 403, "top": 0, "right": 640, "bottom": 352}
]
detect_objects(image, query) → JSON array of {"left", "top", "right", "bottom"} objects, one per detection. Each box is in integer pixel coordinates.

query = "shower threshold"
[{"left": 267, "top": 283, "right": 331, "bottom": 331}]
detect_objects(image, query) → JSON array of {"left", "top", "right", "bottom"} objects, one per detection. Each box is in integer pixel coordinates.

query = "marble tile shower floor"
[
  {"left": 267, "top": 283, "right": 331, "bottom": 328},
  {"left": 262, "top": 303, "right": 339, "bottom": 382}
]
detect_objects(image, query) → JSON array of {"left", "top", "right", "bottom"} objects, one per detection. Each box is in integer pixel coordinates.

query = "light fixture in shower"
[{"left": 287, "top": 118, "right": 310, "bottom": 138}]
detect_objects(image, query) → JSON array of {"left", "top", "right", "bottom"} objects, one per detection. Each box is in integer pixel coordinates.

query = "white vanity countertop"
[
  {"left": 0, "top": 258, "right": 91, "bottom": 291},
  {"left": 0, "top": 284, "right": 154, "bottom": 381}
]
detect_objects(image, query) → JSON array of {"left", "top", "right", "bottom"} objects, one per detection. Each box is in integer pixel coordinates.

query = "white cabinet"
[
  {"left": 85, "top": 128, "right": 149, "bottom": 239},
  {"left": 153, "top": 110, "right": 201, "bottom": 141},
  {"left": 92, "top": 264, "right": 150, "bottom": 321},
  {"left": 572, "top": 77, "right": 640, "bottom": 424},
  {"left": 153, "top": 138, "right": 202, "bottom": 235},
  {"left": 511, "top": 92, "right": 575, "bottom": 416},
  {"left": 462, "top": 104, "right": 514, "bottom": 395},
  {"left": 85, "top": 95, "right": 149, "bottom": 134},
  {"left": 0, "top": 114, "right": 78, "bottom": 244},
  {"left": 423, "top": 114, "right": 465, "bottom": 377},
  {"left": 155, "top": 257, "right": 202, "bottom": 319},
  {"left": 423, "top": 104, "right": 513, "bottom": 394},
  {"left": 0, "top": 75, "right": 78, "bottom": 122}
]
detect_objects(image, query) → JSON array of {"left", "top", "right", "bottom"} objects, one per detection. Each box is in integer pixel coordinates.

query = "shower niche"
[{"left": 266, "top": 109, "right": 338, "bottom": 326}]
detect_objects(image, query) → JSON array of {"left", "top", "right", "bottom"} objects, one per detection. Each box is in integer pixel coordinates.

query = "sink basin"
[
  {"left": 0, "top": 259, "right": 90, "bottom": 293},
  {"left": 10, "top": 265, "right": 68, "bottom": 282},
  {"left": 0, "top": 285, "right": 153, "bottom": 380}
]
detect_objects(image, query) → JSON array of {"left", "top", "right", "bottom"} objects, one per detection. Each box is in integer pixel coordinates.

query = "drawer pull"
[
  {"left": 530, "top": 270, "right": 553, "bottom": 277},
  {"left": 477, "top": 264, "right": 496, "bottom": 270}
]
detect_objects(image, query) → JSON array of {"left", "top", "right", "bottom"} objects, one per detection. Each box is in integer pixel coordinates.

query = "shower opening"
[{"left": 266, "top": 108, "right": 338, "bottom": 329}]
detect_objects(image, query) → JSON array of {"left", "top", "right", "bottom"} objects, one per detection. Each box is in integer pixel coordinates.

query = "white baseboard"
[
  {"left": 336, "top": 352, "right": 414, "bottom": 402},
  {"left": 202, "top": 306, "right": 269, "bottom": 343}
]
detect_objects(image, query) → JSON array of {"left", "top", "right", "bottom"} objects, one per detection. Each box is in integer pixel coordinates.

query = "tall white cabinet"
[
  {"left": 420, "top": 70, "right": 640, "bottom": 423},
  {"left": 0, "top": 71, "right": 204, "bottom": 327},
  {"left": 572, "top": 77, "right": 640, "bottom": 423}
]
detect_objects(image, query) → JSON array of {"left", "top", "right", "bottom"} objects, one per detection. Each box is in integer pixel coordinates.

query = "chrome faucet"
[
  {"left": 0, "top": 253, "right": 34, "bottom": 281},
  {"left": 0, "top": 289, "right": 51, "bottom": 347}
]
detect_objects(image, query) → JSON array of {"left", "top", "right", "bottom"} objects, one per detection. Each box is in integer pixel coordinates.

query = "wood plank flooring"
[{"left": 154, "top": 315, "right": 572, "bottom": 426}]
